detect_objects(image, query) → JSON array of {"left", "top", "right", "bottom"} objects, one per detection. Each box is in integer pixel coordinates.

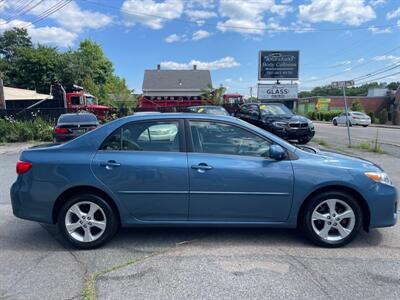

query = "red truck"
[
  {"left": 137, "top": 93, "right": 244, "bottom": 114},
  {"left": 51, "top": 83, "right": 113, "bottom": 120}
]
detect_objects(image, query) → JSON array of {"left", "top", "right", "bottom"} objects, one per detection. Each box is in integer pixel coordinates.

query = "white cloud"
[
  {"left": 186, "top": 0, "right": 215, "bottom": 10},
  {"left": 121, "top": 0, "right": 183, "bottom": 29},
  {"left": 165, "top": 33, "right": 182, "bottom": 43},
  {"left": 299, "top": 0, "right": 376, "bottom": 26},
  {"left": 373, "top": 55, "right": 400, "bottom": 63},
  {"left": 185, "top": 10, "right": 217, "bottom": 20},
  {"left": 357, "top": 58, "right": 365, "bottom": 63},
  {"left": 370, "top": 0, "right": 386, "bottom": 7},
  {"left": 6, "top": 0, "right": 112, "bottom": 33},
  {"left": 0, "top": 19, "right": 76, "bottom": 47},
  {"left": 386, "top": 8, "right": 400, "bottom": 20},
  {"left": 368, "top": 25, "right": 392, "bottom": 34},
  {"left": 192, "top": 30, "right": 212, "bottom": 40},
  {"left": 217, "top": 0, "right": 292, "bottom": 35},
  {"left": 161, "top": 56, "right": 240, "bottom": 70}
]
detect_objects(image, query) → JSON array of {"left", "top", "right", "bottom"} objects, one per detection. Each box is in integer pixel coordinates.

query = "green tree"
[
  {"left": 5, "top": 45, "right": 60, "bottom": 93},
  {"left": 387, "top": 82, "right": 400, "bottom": 90},
  {"left": 0, "top": 27, "right": 32, "bottom": 60},
  {"left": 201, "top": 84, "right": 226, "bottom": 105},
  {"left": 350, "top": 100, "right": 364, "bottom": 112},
  {"left": 101, "top": 75, "right": 137, "bottom": 111}
]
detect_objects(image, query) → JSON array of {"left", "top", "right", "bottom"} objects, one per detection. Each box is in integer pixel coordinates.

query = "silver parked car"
[{"left": 333, "top": 112, "right": 371, "bottom": 127}]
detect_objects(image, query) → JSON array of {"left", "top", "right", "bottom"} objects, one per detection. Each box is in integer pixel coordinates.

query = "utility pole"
[
  {"left": 0, "top": 72, "right": 6, "bottom": 110},
  {"left": 249, "top": 86, "right": 253, "bottom": 100},
  {"left": 343, "top": 86, "right": 351, "bottom": 146},
  {"left": 332, "top": 80, "right": 353, "bottom": 147}
]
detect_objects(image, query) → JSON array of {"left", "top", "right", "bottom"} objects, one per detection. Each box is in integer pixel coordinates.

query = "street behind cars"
[
  {"left": 236, "top": 102, "right": 315, "bottom": 144},
  {"left": 53, "top": 112, "right": 99, "bottom": 143}
]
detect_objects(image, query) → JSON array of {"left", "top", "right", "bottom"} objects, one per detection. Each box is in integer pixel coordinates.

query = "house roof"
[
  {"left": 142, "top": 69, "right": 212, "bottom": 91},
  {"left": 4, "top": 86, "right": 53, "bottom": 101}
]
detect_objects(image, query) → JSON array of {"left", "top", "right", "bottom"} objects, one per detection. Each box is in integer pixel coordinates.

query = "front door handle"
[
  {"left": 191, "top": 163, "right": 213, "bottom": 173},
  {"left": 100, "top": 160, "right": 121, "bottom": 169}
]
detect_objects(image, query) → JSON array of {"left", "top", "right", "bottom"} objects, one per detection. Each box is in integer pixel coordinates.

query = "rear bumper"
[{"left": 11, "top": 177, "right": 56, "bottom": 224}]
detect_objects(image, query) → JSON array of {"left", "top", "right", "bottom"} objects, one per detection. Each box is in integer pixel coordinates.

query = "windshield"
[
  {"left": 86, "top": 96, "right": 97, "bottom": 105},
  {"left": 259, "top": 104, "right": 293, "bottom": 116},
  {"left": 204, "top": 107, "right": 229, "bottom": 116},
  {"left": 226, "top": 97, "right": 240, "bottom": 104}
]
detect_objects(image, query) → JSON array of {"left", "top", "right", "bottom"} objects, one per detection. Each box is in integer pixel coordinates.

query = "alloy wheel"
[
  {"left": 65, "top": 201, "right": 107, "bottom": 243},
  {"left": 311, "top": 199, "right": 355, "bottom": 242}
]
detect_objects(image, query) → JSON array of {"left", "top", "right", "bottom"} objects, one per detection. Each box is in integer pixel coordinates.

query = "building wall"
[{"left": 297, "top": 96, "right": 391, "bottom": 114}]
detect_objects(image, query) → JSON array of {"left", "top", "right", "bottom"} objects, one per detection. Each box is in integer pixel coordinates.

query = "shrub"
[
  {"left": 378, "top": 109, "right": 388, "bottom": 124},
  {"left": 351, "top": 100, "right": 364, "bottom": 112},
  {"left": 393, "top": 111, "right": 400, "bottom": 125},
  {"left": 0, "top": 117, "right": 53, "bottom": 143}
]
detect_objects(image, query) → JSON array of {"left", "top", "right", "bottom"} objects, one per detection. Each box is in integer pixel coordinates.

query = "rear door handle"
[
  {"left": 100, "top": 160, "right": 121, "bottom": 169},
  {"left": 191, "top": 164, "right": 213, "bottom": 172}
]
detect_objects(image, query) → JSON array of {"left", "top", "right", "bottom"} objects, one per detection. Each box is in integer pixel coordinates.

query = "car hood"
[
  {"left": 262, "top": 114, "right": 310, "bottom": 123},
  {"left": 303, "top": 147, "right": 382, "bottom": 172}
]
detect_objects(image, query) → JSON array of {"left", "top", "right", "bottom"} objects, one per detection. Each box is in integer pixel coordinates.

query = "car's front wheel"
[
  {"left": 57, "top": 193, "right": 119, "bottom": 249},
  {"left": 333, "top": 119, "right": 337, "bottom": 126},
  {"left": 300, "top": 191, "right": 362, "bottom": 247}
]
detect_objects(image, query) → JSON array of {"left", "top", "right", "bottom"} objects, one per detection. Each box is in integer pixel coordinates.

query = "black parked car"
[
  {"left": 187, "top": 105, "right": 230, "bottom": 116},
  {"left": 53, "top": 113, "right": 99, "bottom": 143},
  {"left": 236, "top": 103, "right": 315, "bottom": 144}
]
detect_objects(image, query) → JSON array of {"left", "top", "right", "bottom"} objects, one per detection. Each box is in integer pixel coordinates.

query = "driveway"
[{"left": 0, "top": 144, "right": 399, "bottom": 300}]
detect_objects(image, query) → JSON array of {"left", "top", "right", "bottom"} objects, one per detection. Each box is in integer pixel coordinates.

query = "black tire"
[
  {"left": 362, "top": 125, "right": 368, "bottom": 127},
  {"left": 300, "top": 191, "right": 362, "bottom": 248},
  {"left": 57, "top": 193, "right": 119, "bottom": 249},
  {"left": 347, "top": 121, "right": 352, "bottom": 127},
  {"left": 333, "top": 119, "right": 337, "bottom": 126}
]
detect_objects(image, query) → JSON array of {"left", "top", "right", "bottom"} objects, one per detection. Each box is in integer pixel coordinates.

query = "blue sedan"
[{"left": 11, "top": 113, "right": 397, "bottom": 249}]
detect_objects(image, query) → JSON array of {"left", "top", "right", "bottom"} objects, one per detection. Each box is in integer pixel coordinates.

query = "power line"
[
  {"left": 21, "top": 0, "right": 72, "bottom": 28},
  {"left": 356, "top": 71, "right": 400, "bottom": 85},
  {"left": 301, "top": 45, "right": 400, "bottom": 83},
  {"left": 80, "top": 0, "right": 397, "bottom": 33},
  {"left": 353, "top": 63, "right": 400, "bottom": 81},
  {"left": 0, "top": 0, "right": 45, "bottom": 26}
]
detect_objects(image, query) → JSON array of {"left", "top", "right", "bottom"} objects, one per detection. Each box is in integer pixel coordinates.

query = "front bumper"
[
  {"left": 271, "top": 126, "right": 315, "bottom": 140},
  {"left": 367, "top": 184, "right": 397, "bottom": 229}
]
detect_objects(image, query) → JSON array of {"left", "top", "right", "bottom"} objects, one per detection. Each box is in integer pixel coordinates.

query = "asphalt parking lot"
[{"left": 1, "top": 137, "right": 399, "bottom": 300}]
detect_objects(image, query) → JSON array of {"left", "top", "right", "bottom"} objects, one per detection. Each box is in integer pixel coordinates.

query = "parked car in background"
[
  {"left": 333, "top": 112, "right": 371, "bottom": 127},
  {"left": 187, "top": 105, "right": 230, "bottom": 116},
  {"left": 53, "top": 113, "right": 99, "bottom": 143},
  {"left": 236, "top": 103, "right": 315, "bottom": 144},
  {"left": 11, "top": 113, "right": 397, "bottom": 249}
]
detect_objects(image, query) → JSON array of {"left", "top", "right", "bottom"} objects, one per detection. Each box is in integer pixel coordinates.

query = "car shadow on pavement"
[
  {"left": 0, "top": 220, "right": 384, "bottom": 251},
  {"left": 43, "top": 224, "right": 384, "bottom": 251}
]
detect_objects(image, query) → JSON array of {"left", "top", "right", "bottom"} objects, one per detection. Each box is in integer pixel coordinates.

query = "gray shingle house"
[{"left": 142, "top": 65, "right": 212, "bottom": 98}]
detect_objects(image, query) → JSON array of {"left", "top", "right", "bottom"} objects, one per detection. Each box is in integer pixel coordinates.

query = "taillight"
[
  {"left": 16, "top": 161, "right": 32, "bottom": 174},
  {"left": 54, "top": 127, "right": 70, "bottom": 134}
]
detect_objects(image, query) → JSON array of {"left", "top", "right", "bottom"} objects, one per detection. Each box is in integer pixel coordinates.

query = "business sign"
[
  {"left": 257, "top": 84, "right": 298, "bottom": 100},
  {"left": 331, "top": 80, "right": 354, "bottom": 88},
  {"left": 259, "top": 50, "right": 299, "bottom": 80}
]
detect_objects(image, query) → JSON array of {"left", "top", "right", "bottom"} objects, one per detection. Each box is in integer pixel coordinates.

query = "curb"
[{"left": 313, "top": 121, "right": 400, "bottom": 130}]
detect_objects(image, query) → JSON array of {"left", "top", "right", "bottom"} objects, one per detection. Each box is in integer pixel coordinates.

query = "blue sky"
[{"left": 0, "top": 0, "right": 399, "bottom": 95}]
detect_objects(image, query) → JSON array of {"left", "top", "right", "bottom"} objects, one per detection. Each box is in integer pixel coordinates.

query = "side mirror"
[{"left": 268, "top": 145, "right": 286, "bottom": 160}]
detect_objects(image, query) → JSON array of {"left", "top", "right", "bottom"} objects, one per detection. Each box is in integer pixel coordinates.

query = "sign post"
[
  {"left": 0, "top": 72, "right": 5, "bottom": 110},
  {"left": 331, "top": 80, "right": 354, "bottom": 146}
]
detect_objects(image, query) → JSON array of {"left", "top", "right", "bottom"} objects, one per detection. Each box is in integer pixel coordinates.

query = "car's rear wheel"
[
  {"left": 362, "top": 125, "right": 368, "bottom": 127},
  {"left": 333, "top": 119, "right": 337, "bottom": 126},
  {"left": 300, "top": 191, "right": 362, "bottom": 247},
  {"left": 57, "top": 193, "right": 118, "bottom": 249}
]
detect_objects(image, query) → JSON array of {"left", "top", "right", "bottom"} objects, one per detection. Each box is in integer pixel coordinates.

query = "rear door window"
[{"left": 101, "top": 121, "right": 181, "bottom": 152}]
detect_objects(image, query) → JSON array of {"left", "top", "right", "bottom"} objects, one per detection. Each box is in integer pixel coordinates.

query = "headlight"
[
  {"left": 307, "top": 120, "right": 314, "bottom": 128},
  {"left": 273, "top": 121, "right": 287, "bottom": 127},
  {"left": 365, "top": 172, "right": 393, "bottom": 186}
]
